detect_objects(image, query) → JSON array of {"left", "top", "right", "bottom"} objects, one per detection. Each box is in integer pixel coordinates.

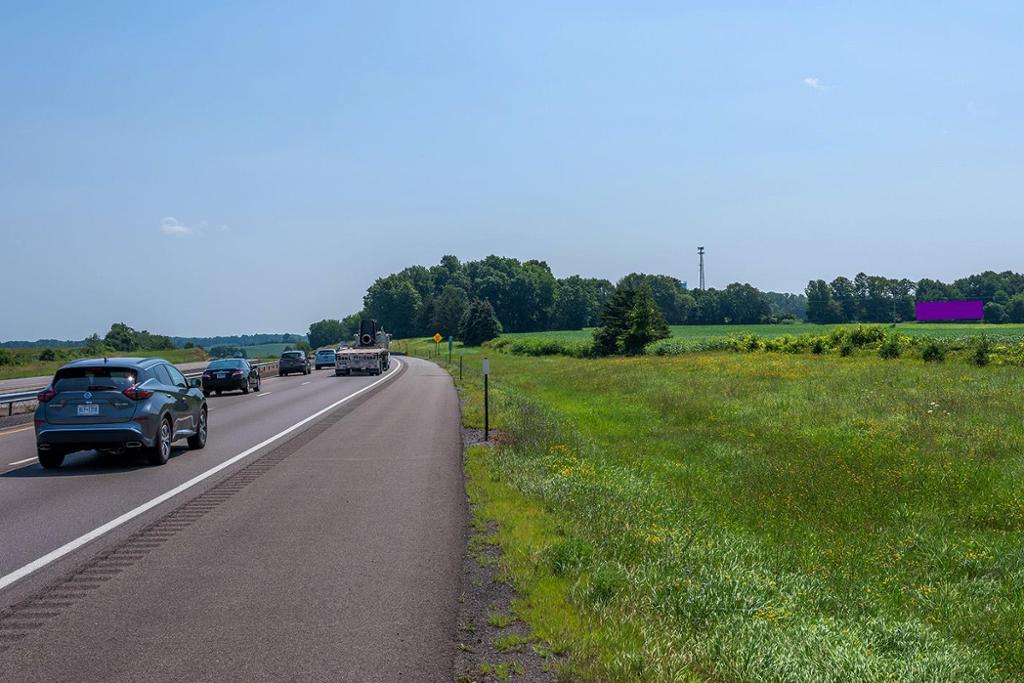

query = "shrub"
[
  {"left": 38, "top": 348, "right": 56, "bottom": 362},
  {"left": 811, "top": 338, "right": 825, "bottom": 355},
  {"left": 839, "top": 340, "right": 854, "bottom": 357},
  {"left": 0, "top": 349, "right": 12, "bottom": 366},
  {"left": 974, "top": 336, "right": 992, "bottom": 367},
  {"left": 878, "top": 334, "right": 902, "bottom": 359},
  {"left": 495, "top": 337, "right": 594, "bottom": 358},
  {"left": 848, "top": 324, "right": 886, "bottom": 347},
  {"left": 921, "top": 341, "right": 946, "bottom": 363}
]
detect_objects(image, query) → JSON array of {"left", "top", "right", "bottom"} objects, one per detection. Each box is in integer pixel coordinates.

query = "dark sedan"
[{"left": 201, "top": 359, "right": 261, "bottom": 396}]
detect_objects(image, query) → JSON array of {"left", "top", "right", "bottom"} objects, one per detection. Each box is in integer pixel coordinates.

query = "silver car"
[{"left": 34, "top": 357, "right": 208, "bottom": 469}]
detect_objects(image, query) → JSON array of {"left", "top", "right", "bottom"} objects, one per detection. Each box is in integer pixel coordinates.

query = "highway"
[{"left": 0, "top": 357, "right": 466, "bottom": 681}]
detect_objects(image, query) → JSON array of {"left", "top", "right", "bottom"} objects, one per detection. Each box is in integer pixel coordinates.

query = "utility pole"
[{"left": 697, "top": 246, "right": 706, "bottom": 291}]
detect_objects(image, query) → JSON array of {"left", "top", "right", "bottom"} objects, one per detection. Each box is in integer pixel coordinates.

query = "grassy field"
[
  {"left": 503, "top": 322, "right": 1024, "bottom": 343},
  {"left": 234, "top": 342, "right": 296, "bottom": 359},
  {"left": 0, "top": 347, "right": 209, "bottom": 381},
  {"left": 405, "top": 338, "right": 1024, "bottom": 681}
]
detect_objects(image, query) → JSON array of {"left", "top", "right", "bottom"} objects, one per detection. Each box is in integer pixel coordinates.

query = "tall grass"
[{"left": 451, "top": 349, "right": 1024, "bottom": 681}]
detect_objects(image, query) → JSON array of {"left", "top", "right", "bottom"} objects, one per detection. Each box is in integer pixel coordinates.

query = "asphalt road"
[{"left": 0, "top": 357, "right": 466, "bottom": 681}]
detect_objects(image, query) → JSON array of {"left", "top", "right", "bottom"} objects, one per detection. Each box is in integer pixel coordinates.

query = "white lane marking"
[
  {"left": 7, "top": 457, "right": 37, "bottom": 466},
  {"left": 301, "top": 381, "right": 311, "bottom": 386},
  {"left": 0, "top": 360, "right": 402, "bottom": 592},
  {"left": 256, "top": 392, "right": 272, "bottom": 397}
]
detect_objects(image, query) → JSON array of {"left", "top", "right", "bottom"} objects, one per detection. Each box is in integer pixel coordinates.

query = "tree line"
[
  {"left": 805, "top": 270, "right": 1024, "bottom": 324},
  {"left": 308, "top": 254, "right": 799, "bottom": 347}
]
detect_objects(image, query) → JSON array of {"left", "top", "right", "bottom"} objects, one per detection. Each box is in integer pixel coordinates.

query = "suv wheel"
[
  {"left": 147, "top": 417, "right": 172, "bottom": 466},
  {"left": 38, "top": 450, "right": 64, "bottom": 470},
  {"left": 187, "top": 408, "right": 207, "bottom": 450}
]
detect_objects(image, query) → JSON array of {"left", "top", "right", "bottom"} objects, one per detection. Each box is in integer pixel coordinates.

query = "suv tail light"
[
  {"left": 123, "top": 384, "right": 154, "bottom": 400},
  {"left": 37, "top": 386, "right": 57, "bottom": 403},
  {"left": 231, "top": 369, "right": 244, "bottom": 377}
]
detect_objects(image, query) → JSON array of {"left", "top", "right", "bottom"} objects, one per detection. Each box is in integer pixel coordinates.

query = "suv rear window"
[
  {"left": 53, "top": 367, "right": 137, "bottom": 392},
  {"left": 282, "top": 352, "right": 303, "bottom": 359}
]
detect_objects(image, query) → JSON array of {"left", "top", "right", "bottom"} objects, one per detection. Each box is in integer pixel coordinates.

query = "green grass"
[
  {"left": 503, "top": 322, "right": 1024, "bottom": 343},
  {"left": 433, "top": 345, "right": 1024, "bottom": 681},
  {"left": 0, "top": 347, "right": 210, "bottom": 381},
  {"left": 234, "top": 342, "right": 296, "bottom": 359}
]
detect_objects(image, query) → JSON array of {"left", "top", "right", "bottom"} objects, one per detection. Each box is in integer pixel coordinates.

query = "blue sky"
[{"left": 2, "top": 2, "right": 1021, "bottom": 339}]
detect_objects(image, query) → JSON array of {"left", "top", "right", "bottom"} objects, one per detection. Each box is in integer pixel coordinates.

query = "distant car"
[
  {"left": 34, "top": 357, "right": 207, "bottom": 469},
  {"left": 279, "top": 350, "right": 311, "bottom": 376},
  {"left": 201, "top": 358, "right": 260, "bottom": 396},
  {"left": 314, "top": 348, "right": 336, "bottom": 370}
]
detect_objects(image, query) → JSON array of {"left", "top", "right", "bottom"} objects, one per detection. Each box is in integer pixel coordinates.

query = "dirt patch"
[{"left": 454, "top": 427, "right": 562, "bottom": 683}]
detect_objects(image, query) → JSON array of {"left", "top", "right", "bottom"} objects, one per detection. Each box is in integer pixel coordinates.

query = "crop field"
[
  {"left": 0, "top": 347, "right": 209, "bottom": 381},
  {"left": 419, "top": 342, "right": 1024, "bottom": 681}
]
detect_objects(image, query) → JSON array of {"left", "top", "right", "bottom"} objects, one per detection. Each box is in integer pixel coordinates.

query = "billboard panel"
[{"left": 915, "top": 300, "right": 984, "bottom": 321}]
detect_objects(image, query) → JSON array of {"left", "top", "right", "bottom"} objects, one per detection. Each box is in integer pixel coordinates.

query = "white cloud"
[
  {"left": 802, "top": 77, "right": 825, "bottom": 91},
  {"left": 160, "top": 217, "right": 193, "bottom": 236}
]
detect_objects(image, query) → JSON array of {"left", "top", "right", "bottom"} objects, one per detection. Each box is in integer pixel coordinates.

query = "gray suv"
[{"left": 34, "top": 357, "right": 208, "bottom": 469}]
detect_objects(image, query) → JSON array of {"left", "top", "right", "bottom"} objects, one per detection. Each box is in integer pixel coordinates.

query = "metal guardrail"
[{"left": 0, "top": 361, "right": 279, "bottom": 417}]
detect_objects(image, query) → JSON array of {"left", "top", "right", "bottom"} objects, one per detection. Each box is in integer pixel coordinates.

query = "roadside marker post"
[
  {"left": 448, "top": 336, "right": 453, "bottom": 364},
  {"left": 483, "top": 357, "right": 490, "bottom": 441},
  {"left": 459, "top": 352, "right": 463, "bottom": 381}
]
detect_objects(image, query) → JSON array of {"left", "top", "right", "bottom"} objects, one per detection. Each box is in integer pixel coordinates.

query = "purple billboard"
[{"left": 915, "top": 300, "right": 984, "bottom": 322}]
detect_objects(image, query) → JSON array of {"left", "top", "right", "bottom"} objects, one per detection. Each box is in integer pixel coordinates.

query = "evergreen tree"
[
  {"left": 621, "top": 284, "right": 670, "bottom": 354},
  {"left": 593, "top": 285, "right": 636, "bottom": 355},
  {"left": 459, "top": 299, "right": 502, "bottom": 346}
]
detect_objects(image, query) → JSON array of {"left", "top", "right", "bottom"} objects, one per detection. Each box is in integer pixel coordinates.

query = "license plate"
[
  {"left": 77, "top": 404, "right": 100, "bottom": 417},
  {"left": 218, "top": 372, "right": 228, "bottom": 378}
]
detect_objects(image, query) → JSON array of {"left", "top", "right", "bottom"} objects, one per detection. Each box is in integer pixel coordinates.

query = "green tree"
[
  {"left": 341, "top": 311, "right": 365, "bottom": 339},
  {"left": 364, "top": 274, "right": 423, "bottom": 339},
  {"left": 308, "top": 319, "right": 348, "bottom": 349},
  {"left": 719, "top": 283, "right": 772, "bottom": 324},
  {"left": 593, "top": 285, "right": 635, "bottom": 355},
  {"left": 84, "top": 333, "right": 105, "bottom": 355},
  {"left": 38, "top": 348, "right": 56, "bottom": 361},
  {"left": 459, "top": 299, "right": 502, "bottom": 346},
  {"left": 984, "top": 302, "right": 1008, "bottom": 324},
  {"left": 552, "top": 276, "right": 595, "bottom": 330},
  {"left": 618, "top": 273, "right": 693, "bottom": 324},
  {"left": 104, "top": 322, "right": 138, "bottom": 351},
  {"left": 621, "top": 284, "right": 670, "bottom": 354},
  {"left": 432, "top": 285, "right": 469, "bottom": 338},
  {"left": 1007, "top": 294, "right": 1024, "bottom": 323},
  {"left": 805, "top": 280, "right": 841, "bottom": 323},
  {"left": 691, "top": 288, "right": 723, "bottom": 324}
]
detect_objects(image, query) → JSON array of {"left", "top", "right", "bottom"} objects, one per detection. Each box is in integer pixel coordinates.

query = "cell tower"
[{"left": 697, "top": 246, "right": 706, "bottom": 290}]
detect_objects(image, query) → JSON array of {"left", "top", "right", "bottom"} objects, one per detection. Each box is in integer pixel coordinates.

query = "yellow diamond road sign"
[{"left": 433, "top": 333, "right": 443, "bottom": 343}]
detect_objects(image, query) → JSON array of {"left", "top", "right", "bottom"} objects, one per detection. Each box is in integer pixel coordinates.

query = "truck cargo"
[{"left": 335, "top": 319, "right": 390, "bottom": 376}]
